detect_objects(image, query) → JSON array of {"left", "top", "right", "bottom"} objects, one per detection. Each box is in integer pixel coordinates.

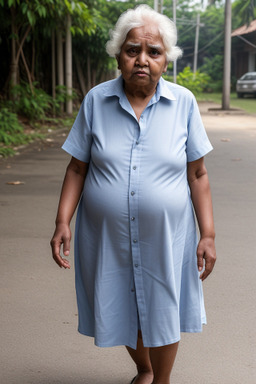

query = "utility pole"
[
  {"left": 173, "top": 0, "right": 177, "bottom": 83},
  {"left": 154, "top": 0, "right": 176, "bottom": 82},
  {"left": 222, "top": 0, "right": 231, "bottom": 110},
  {"left": 154, "top": 0, "right": 163, "bottom": 13},
  {"left": 160, "top": 0, "right": 163, "bottom": 13},
  {"left": 193, "top": 14, "right": 200, "bottom": 74}
]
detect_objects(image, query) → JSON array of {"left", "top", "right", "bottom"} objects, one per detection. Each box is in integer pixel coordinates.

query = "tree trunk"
[
  {"left": 10, "top": 7, "right": 18, "bottom": 92},
  {"left": 52, "top": 30, "right": 56, "bottom": 116},
  {"left": 75, "top": 54, "right": 87, "bottom": 97},
  {"left": 31, "top": 35, "right": 35, "bottom": 82},
  {"left": 9, "top": 7, "right": 31, "bottom": 89},
  {"left": 20, "top": 46, "right": 33, "bottom": 93},
  {"left": 92, "top": 68, "right": 96, "bottom": 88},
  {"left": 222, "top": 0, "right": 231, "bottom": 110},
  {"left": 65, "top": 13, "right": 73, "bottom": 115},
  {"left": 56, "top": 29, "right": 64, "bottom": 112},
  {"left": 87, "top": 53, "right": 92, "bottom": 91}
]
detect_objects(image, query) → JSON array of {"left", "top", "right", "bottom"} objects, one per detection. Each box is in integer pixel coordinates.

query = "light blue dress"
[{"left": 62, "top": 76, "right": 213, "bottom": 349}]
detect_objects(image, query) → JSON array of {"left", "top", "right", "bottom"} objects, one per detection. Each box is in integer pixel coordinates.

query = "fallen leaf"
[{"left": 6, "top": 181, "right": 25, "bottom": 185}]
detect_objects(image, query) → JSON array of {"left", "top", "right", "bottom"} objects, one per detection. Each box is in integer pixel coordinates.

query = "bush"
[
  {"left": 0, "top": 108, "right": 24, "bottom": 145},
  {"left": 11, "top": 82, "right": 53, "bottom": 122},
  {"left": 52, "top": 85, "right": 78, "bottom": 115},
  {"left": 200, "top": 55, "right": 223, "bottom": 92},
  {"left": 177, "top": 67, "right": 210, "bottom": 95},
  {"left": 0, "top": 108, "right": 42, "bottom": 157},
  {"left": 163, "top": 67, "right": 210, "bottom": 95},
  {"left": 10, "top": 82, "right": 78, "bottom": 121}
]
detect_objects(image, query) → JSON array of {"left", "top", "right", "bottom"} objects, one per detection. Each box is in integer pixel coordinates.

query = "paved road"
[{"left": 0, "top": 103, "right": 255, "bottom": 384}]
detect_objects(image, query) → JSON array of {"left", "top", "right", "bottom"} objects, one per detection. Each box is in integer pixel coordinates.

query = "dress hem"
[{"left": 77, "top": 325, "right": 206, "bottom": 349}]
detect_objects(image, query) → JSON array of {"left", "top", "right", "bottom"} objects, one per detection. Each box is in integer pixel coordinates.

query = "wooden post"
[
  {"left": 173, "top": 0, "right": 177, "bottom": 83},
  {"left": 66, "top": 13, "right": 73, "bottom": 115},
  {"left": 222, "top": 0, "right": 231, "bottom": 110},
  {"left": 193, "top": 14, "right": 200, "bottom": 74}
]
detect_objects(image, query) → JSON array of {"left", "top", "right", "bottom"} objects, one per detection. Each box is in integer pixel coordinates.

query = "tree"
[
  {"left": 233, "top": 0, "right": 256, "bottom": 25},
  {"left": 0, "top": 0, "right": 51, "bottom": 94},
  {"left": 72, "top": 0, "right": 146, "bottom": 93},
  {"left": 0, "top": 0, "right": 95, "bottom": 114}
]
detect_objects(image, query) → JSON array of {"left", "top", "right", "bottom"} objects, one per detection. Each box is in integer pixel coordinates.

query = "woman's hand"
[
  {"left": 197, "top": 237, "right": 216, "bottom": 281},
  {"left": 187, "top": 158, "right": 216, "bottom": 281},
  {"left": 50, "top": 157, "right": 88, "bottom": 269},
  {"left": 51, "top": 223, "right": 72, "bottom": 269}
]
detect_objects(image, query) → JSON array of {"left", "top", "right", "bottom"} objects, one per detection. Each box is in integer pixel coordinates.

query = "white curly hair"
[{"left": 106, "top": 4, "right": 182, "bottom": 62}]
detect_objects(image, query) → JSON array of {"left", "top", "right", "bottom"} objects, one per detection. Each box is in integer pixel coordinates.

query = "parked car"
[{"left": 236, "top": 72, "right": 256, "bottom": 98}]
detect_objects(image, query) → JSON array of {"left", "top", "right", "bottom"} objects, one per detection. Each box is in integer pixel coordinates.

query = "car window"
[{"left": 242, "top": 75, "right": 256, "bottom": 80}]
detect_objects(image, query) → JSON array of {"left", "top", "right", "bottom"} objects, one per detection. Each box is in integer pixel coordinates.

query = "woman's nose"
[{"left": 136, "top": 51, "right": 148, "bottom": 67}]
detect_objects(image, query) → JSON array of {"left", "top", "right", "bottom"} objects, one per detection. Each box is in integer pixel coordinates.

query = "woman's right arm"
[{"left": 50, "top": 156, "right": 89, "bottom": 269}]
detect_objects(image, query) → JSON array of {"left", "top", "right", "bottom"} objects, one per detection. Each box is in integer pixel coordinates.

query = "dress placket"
[{"left": 128, "top": 113, "right": 149, "bottom": 343}]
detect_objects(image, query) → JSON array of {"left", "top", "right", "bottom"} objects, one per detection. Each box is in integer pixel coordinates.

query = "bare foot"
[{"left": 133, "top": 371, "right": 154, "bottom": 384}]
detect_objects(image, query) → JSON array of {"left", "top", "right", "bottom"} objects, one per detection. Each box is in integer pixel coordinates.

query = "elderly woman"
[{"left": 51, "top": 4, "right": 216, "bottom": 384}]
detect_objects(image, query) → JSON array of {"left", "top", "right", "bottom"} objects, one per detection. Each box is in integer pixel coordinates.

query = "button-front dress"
[{"left": 62, "top": 76, "right": 213, "bottom": 349}]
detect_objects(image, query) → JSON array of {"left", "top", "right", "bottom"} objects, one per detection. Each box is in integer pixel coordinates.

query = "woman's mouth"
[{"left": 134, "top": 71, "right": 149, "bottom": 77}]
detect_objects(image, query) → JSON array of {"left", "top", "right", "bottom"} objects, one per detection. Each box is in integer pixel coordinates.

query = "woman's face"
[{"left": 117, "top": 24, "right": 168, "bottom": 91}]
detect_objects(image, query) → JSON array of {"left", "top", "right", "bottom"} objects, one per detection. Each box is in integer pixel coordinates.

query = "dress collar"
[{"left": 103, "top": 75, "right": 176, "bottom": 101}]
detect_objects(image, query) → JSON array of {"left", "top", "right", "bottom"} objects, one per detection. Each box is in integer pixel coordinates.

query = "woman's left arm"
[{"left": 187, "top": 157, "right": 216, "bottom": 281}]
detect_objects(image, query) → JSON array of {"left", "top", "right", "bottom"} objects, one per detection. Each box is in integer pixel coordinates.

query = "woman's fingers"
[
  {"left": 50, "top": 225, "right": 71, "bottom": 269},
  {"left": 199, "top": 254, "right": 215, "bottom": 281},
  {"left": 197, "top": 238, "right": 216, "bottom": 281}
]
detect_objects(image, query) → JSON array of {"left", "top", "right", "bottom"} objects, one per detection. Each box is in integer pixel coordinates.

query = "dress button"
[
  {"left": 131, "top": 191, "right": 135, "bottom": 196},
  {"left": 136, "top": 141, "right": 139, "bottom": 145},
  {"left": 133, "top": 239, "right": 137, "bottom": 243},
  {"left": 133, "top": 166, "right": 137, "bottom": 170},
  {"left": 131, "top": 288, "right": 135, "bottom": 292},
  {"left": 131, "top": 217, "right": 135, "bottom": 221},
  {"left": 135, "top": 264, "right": 139, "bottom": 267}
]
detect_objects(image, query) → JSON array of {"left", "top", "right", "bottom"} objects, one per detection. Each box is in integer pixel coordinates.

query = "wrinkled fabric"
[{"left": 62, "top": 76, "right": 213, "bottom": 349}]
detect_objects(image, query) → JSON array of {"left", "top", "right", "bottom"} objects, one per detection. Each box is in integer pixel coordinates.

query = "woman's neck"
[{"left": 124, "top": 82, "right": 157, "bottom": 100}]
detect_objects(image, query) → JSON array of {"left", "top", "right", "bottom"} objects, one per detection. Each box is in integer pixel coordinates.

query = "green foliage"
[
  {"left": 9, "top": 82, "right": 78, "bottom": 121},
  {"left": 0, "top": 108, "right": 24, "bottom": 145},
  {"left": 233, "top": 0, "right": 256, "bottom": 26},
  {"left": 53, "top": 85, "right": 78, "bottom": 115},
  {"left": 11, "top": 82, "right": 53, "bottom": 121},
  {"left": 200, "top": 55, "right": 223, "bottom": 91},
  {"left": 163, "top": 67, "right": 210, "bottom": 95},
  {"left": 0, "top": 107, "right": 39, "bottom": 157}
]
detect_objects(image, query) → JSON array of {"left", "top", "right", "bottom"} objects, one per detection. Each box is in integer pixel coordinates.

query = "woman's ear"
[
  {"left": 116, "top": 55, "right": 121, "bottom": 70},
  {"left": 163, "top": 60, "right": 168, "bottom": 73}
]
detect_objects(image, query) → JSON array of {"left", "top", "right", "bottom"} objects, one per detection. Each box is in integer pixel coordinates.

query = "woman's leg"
[
  {"left": 126, "top": 332, "right": 179, "bottom": 384},
  {"left": 126, "top": 331, "right": 153, "bottom": 384},
  {"left": 149, "top": 342, "right": 179, "bottom": 384}
]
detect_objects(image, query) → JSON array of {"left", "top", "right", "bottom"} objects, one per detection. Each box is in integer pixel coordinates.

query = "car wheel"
[{"left": 237, "top": 92, "right": 243, "bottom": 98}]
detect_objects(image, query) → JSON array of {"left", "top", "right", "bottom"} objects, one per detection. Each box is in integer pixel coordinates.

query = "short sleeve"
[
  {"left": 186, "top": 96, "right": 213, "bottom": 162},
  {"left": 62, "top": 95, "right": 92, "bottom": 163}
]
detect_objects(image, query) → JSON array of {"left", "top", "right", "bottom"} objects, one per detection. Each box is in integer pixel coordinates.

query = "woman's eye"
[
  {"left": 127, "top": 48, "right": 138, "bottom": 56},
  {"left": 150, "top": 49, "right": 160, "bottom": 56}
]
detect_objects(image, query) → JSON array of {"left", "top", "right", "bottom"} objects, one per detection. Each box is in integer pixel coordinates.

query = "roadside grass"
[
  {"left": 197, "top": 92, "right": 256, "bottom": 115},
  {"left": 0, "top": 115, "right": 75, "bottom": 158}
]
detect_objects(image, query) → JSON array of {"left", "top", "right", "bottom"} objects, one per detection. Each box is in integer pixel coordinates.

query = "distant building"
[{"left": 231, "top": 20, "right": 256, "bottom": 78}]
